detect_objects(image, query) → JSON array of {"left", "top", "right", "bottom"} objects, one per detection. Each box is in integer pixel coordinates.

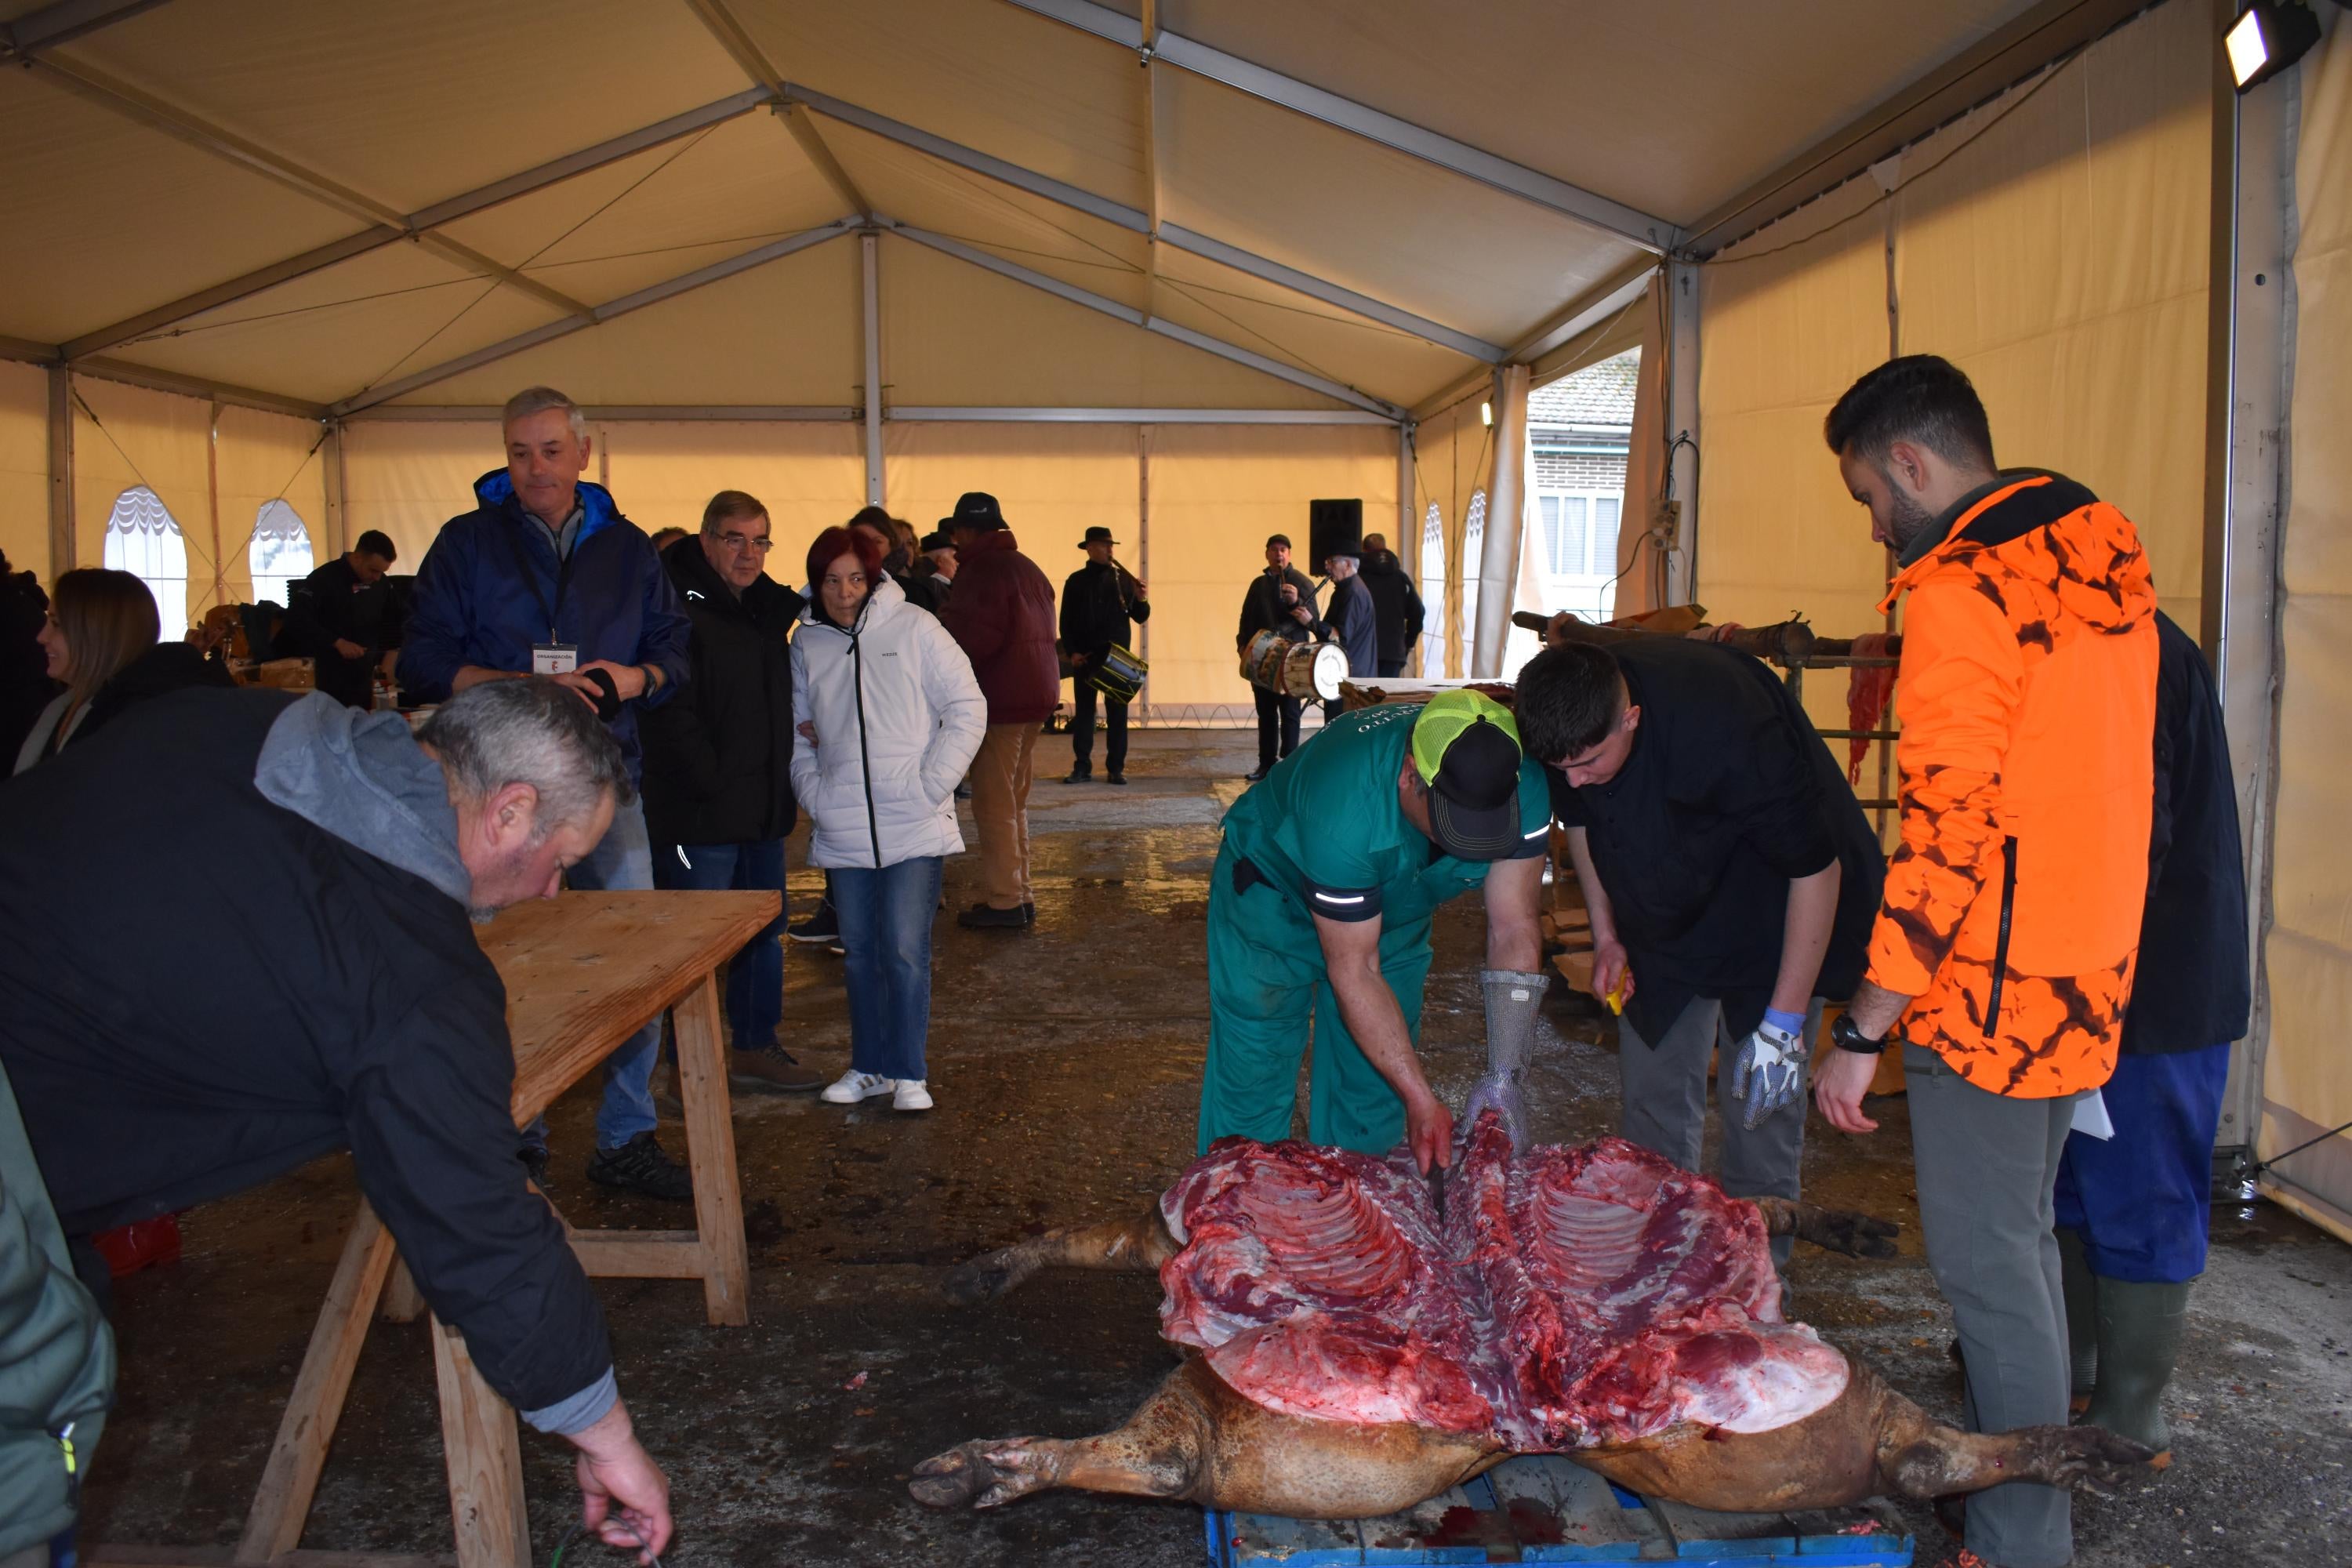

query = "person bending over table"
[
  {"left": 1200, "top": 691, "right": 1552, "bottom": 1172},
  {"left": 0, "top": 678, "right": 677, "bottom": 1560}
]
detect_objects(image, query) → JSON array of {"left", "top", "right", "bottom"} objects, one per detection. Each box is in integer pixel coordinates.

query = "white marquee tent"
[{"left": 1, "top": 0, "right": 2346, "bottom": 1234}]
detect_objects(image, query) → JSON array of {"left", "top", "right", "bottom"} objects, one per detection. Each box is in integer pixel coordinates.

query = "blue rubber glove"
[{"left": 1728, "top": 1009, "right": 1807, "bottom": 1131}]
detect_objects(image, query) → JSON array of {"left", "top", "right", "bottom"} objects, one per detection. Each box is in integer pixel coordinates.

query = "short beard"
[{"left": 1882, "top": 481, "right": 1943, "bottom": 554}]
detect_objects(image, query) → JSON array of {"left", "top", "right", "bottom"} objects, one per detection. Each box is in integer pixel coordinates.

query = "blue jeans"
[
  {"left": 652, "top": 839, "right": 789, "bottom": 1051},
  {"left": 830, "top": 856, "right": 944, "bottom": 1081},
  {"left": 567, "top": 798, "right": 662, "bottom": 1149}
]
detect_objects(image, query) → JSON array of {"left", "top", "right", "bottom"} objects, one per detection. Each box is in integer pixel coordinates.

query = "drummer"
[{"left": 1200, "top": 691, "right": 1552, "bottom": 1171}]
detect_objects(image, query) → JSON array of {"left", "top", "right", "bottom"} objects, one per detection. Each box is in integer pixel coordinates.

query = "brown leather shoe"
[{"left": 729, "top": 1046, "right": 826, "bottom": 1094}]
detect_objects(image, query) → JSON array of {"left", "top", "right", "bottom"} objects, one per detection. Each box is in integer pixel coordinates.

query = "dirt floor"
[{"left": 82, "top": 726, "right": 2352, "bottom": 1567}]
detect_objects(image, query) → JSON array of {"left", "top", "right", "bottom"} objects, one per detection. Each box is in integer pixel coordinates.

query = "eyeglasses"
[{"left": 716, "top": 535, "right": 773, "bottom": 553}]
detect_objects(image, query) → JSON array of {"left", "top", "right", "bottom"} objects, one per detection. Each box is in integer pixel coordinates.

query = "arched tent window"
[
  {"left": 102, "top": 485, "right": 187, "bottom": 633},
  {"left": 1418, "top": 500, "right": 1445, "bottom": 676},
  {"left": 249, "top": 499, "right": 314, "bottom": 606},
  {"left": 1457, "top": 488, "right": 1486, "bottom": 677}
]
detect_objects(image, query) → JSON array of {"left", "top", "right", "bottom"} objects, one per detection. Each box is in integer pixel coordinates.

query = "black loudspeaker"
[{"left": 1308, "top": 498, "right": 1363, "bottom": 566}]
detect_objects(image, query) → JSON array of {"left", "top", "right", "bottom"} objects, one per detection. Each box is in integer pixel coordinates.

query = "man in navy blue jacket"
[{"left": 404, "top": 387, "right": 695, "bottom": 1200}]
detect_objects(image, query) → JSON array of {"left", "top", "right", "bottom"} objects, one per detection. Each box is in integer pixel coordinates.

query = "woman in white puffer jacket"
[{"left": 790, "top": 525, "right": 986, "bottom": 1112}]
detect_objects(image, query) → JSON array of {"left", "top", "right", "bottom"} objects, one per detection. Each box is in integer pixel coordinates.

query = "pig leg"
[
  {"left": 1750, "top": 1196, "right": 1900, "bottom": 1258},
  {"left": 943, "top": 1203, "right": 1178, "bottom": 1305},
  {"left": 912, "top": 1356, "right": 1502, "bottom": 1517},
  {"left": 1872, "top": 1383, "right": 2154, "bottom": 1499}
]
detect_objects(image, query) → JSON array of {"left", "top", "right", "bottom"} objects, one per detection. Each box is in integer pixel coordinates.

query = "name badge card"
[{"left": 532, "top": 643, "right": 579, "bottom": 676}]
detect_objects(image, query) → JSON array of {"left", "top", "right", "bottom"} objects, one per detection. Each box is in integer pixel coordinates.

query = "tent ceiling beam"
[
  {"left": 19, "top": 49, "right": 600, "bottom": 331},
  {"left": 1410, "top": 261, "right": 1657, "bottom": 421},
  {"left": 74, "top": 357, "right": 327, "bottom": 420},
  {"left": 330, "top": 218, "right": 862, "bottom": 417},
  {"left": 998, "top": 0, "right": 1675, "bottom": 255},
  {"left": 891, "top": 406, "right": 1394, "bottom": 424},
  {"left": 1139, "top": 0, "right": 1163, "bottom": 323},
  {"left": 1679, "top": 0, "right": 2154, "bottom": 257},
  {"left": 61, "top": 87, "right": 778, "bottom": 361},
  {"left": 680, "top": 0, "right": 872, "bottom": 214},
  {"left": 789, "top": 83, "right": 1502, "bottom": 362},
  {"left": 0, "top": 0, "right": 166, "bottom": 57},
  {"left": 345, "top": 406, "right": 858, "bottom": 423},
  {"left": 877, "top": 219, "right": 1403, "bottom": 422}
]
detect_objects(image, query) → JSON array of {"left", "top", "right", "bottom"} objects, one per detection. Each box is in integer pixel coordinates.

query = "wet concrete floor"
[{"left": 83, "top": 727, "right": 2352, "bottom": 1566}]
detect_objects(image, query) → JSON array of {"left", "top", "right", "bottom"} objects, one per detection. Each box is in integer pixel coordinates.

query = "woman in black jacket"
[{"left": 638, "top": 492, "right": 821, "bottom": 1093}]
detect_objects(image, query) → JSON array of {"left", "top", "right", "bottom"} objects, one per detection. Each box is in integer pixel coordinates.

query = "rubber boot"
[
  {"left": 2056, "top": 1225, "right": 2099, "bottom": 1410},
  {"left": 2079, "top": 1276, "right": 2191, "bottom": 1467}
]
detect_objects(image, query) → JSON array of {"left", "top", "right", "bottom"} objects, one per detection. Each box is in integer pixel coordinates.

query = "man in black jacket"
[
  {"left": 1318, "top": 544, "right": 1377, "bottom": 726},
  {"left": 0, "top": 678, "right": 674, "bottom": 1559},
  {"left": 641, "top": 492, "right": 819, "bottom": 1093},
  {"left": 1359, "top": 532, "right": 1425, "bottom": 678},
  {"left": 1517, "top": 637, "right": 1884, "bottom": 1279},
  {"left": 2051, "top": 610, "right": 2250, "bottom": 1466},
  {"left": 1059, "top": 525, "right": 1149, "bottom": 785},
  {"left": 284, "top": 530, "right": 400, "bottom": 709},
  {"left": 1235, "top": 534, "right": 1319, "bottom": 782}
]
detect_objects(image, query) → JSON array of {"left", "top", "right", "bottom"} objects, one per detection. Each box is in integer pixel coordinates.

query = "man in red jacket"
[{"left": 939, "top": 492, "right": 1061, "bottom": 929}]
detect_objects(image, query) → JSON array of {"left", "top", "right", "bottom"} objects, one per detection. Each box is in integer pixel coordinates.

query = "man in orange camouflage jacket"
[{"left": 1813, "top": 356, "right": 2157, "bottom": 1568}]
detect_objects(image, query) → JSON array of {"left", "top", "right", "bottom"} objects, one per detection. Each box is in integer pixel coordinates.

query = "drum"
[
  {"left": 1090, "top": 643, "right": 1148, "bottom": 703},
  {"left": 1240, "top": 632, "right": 1347, "bottom": 702}
]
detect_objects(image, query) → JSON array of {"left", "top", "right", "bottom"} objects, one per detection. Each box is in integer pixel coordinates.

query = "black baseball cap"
[{"left": 1410, "top": 691, "right": 1529, "bottom": 861}]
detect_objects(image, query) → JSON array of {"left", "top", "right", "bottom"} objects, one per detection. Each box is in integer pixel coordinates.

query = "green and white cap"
[{"left": 1409, "top": 690, "right": 1526, "bottom": 861}]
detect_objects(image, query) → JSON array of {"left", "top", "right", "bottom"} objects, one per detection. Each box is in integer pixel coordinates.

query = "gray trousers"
[
  {"left": 1906, "top": 1042, "right": 2080, "bottom": 1568},
  {"left": 1617, "top": 996, "right": 1820, "bottom": 1271}
]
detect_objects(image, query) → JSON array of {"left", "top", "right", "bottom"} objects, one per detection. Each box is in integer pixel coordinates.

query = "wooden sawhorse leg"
[
  {"left": 430, "top": 1315, "right": 529, "bottom": 1568},
  {"left": 670, "top": 969, "right": 751, "bottom": 1326}
]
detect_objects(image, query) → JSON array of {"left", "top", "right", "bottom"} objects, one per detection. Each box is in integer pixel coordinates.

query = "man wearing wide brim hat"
[
  {"left": 1058, "top": 526, "right": 1149, "bottom": 785},
  {"left": 1201, "top": 691, "right": 1552, "bottom": 1172}
]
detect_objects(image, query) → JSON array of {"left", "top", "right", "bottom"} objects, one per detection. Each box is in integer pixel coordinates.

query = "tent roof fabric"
[{"left": 1, "top": 0, "right": 2073, "bottom": 420}]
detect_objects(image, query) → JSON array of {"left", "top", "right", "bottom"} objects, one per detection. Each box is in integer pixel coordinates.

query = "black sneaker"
[
  {"left": 585, "top": 1132, "right": 696, "bottom": 1202},
  {"left": 1105, "top": 771, "right": 1127, "bottom": 786},
  {"left": 789, "top": 903, "right": 838, "bottom": 944},
  {"left": 519, "top": 1142, "right": 550, "bottom": 1188},
  {"left": 1062, "top": 768, "right": 1090, "bottom": 784},
  {"left": 957, "top": 902, "right": 1026, "bottom": 930},
  {"left": 1022, "top": 902, "right": 1036, "bottom": 924},
  {"left": 1244, "top": 764, "right": 1271, "bottom": 782}
]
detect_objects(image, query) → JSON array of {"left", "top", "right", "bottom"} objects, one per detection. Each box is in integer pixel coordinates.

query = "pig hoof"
[
  {"left": 1802, "top": 1206, "right": 1901, "bottom": 1259},
  {"left": 909, "top": 1439, "right": 1058, "bottom": 1509},
  {"left": 943, "top": 1251, "right": 1023, "bottom": 1305},
  {"left": 2052, "top": 1423, "right": 2158, "bottom": 1488}
]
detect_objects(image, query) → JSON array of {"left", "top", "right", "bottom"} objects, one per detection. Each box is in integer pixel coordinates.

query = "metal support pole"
[
  {"left": 1135, "top": 423, "right": 1150, "bottom": 726},
  {"left": 862, "top": 230, "right": 884, "bottom": 506},
  {"left": 1472, "top": 366, "right": 1528, "bottom": 675},
  {"left": 321, "top": 420, "right": 347, "bottom": 557},
  {"left": 1665, "top": 260, "right": 1701, "bottom": 604},
  {"left": 46, "top": 363, "right": 74, "bottom": 576},
  {"left": 1396, "top": 421, "right": 1415, "bottom": 579}
]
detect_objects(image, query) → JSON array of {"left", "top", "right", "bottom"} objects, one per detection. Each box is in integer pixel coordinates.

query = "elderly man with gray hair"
[
  {"left": 404, "top": 386, "right": 694, "bottom": 1200},
  {"left": 0, "top": 679, "right": 676, "bottom": 1559}
]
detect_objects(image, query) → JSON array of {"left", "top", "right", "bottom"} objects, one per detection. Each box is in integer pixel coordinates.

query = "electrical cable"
[{"left": 2253, "top": 1120, "right": 2352, "bottom": 1179}]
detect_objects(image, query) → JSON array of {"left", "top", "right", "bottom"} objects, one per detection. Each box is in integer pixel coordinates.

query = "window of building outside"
[
  {"left": 1534, "top": 491, "right": 1624, "bottom": 623},
  {"left": 102, "top": 485, "right": 188, "bottom": 633},
  {"left": 1456, "top": 489, "right": 1485, "bottom": 677},
  {"left": 249, "top": 499, "right": 314, "bottom": 606},
  {"left": 1526, "top": 349, "right": 1638, "bottom": 631},
  {"left": 1417, "top": 500, "right": 1445, "bottom": 676}
]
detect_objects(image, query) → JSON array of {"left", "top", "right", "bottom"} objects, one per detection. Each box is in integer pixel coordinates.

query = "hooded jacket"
[
  {"left": 400, "top": 470, "right": 690, "bottom": 782},
  {"left": 1869, "top": 470, "right": 2158, "bottom": 1098},
  {"left": 13, "top": 642, "right": 234, "bottom": 775},
  {"left": 791, "top": 577, "right": 988, "bottom": 870},
  {"left": 637, "top": 537, "right": 804, "bottom": 847},
  {"left": 937, "top": 529, "right": 1060, "bottom": 724},
  {"left": 0, "top": 689, "right": 615, "bottom": 1431},
  {"left": 1359, "top": 550, "right": 1425, "bottom": 665}
]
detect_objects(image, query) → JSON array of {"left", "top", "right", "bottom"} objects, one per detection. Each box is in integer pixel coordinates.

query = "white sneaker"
[
  {"left": 822, "top": 1070, "right": 895, "bottom": 1105},
  {"left": 892, "top": 1080, "right": 934, "bottom": 1112}
]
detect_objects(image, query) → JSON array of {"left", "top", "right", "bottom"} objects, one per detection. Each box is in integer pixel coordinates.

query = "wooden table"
[{"left": 94, "top": 891, "right": 779, "bottom": 1568}]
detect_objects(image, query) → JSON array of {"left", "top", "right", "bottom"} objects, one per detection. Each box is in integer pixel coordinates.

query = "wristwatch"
[{"left": 1829, "top": 1011, "right": 1888, "bottom": 1055}]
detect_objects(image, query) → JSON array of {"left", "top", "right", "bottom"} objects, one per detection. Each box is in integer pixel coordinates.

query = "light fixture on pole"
[
  {"left": 1480, "top": 400, "right": 1494, "bottom": 427},
  {"left": 2227, "top": 2, "right": 2325, "bottom": 92}
]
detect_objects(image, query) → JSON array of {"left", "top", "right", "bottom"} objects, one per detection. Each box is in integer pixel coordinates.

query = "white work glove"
[{"left": 1728, "top": 1013, "right": 1806, "bottom": 1131}]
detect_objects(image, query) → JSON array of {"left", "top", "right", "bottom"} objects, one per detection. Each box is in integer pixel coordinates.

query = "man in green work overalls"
[{"left": 1202, "top": 690, "right": 1553, "bottom": 1173}]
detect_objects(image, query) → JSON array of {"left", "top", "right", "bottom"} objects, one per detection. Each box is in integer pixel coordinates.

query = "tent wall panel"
[
  {"left": 340, "top": 418, "right": 504, "bottom": 571},
  {"left": 0, "top": 361, "right": 49, "bottom": 582},
  {"left": 68, "top": 377, "right": 216, "bottom": 631},
  {"left": 213, "top": 407, "right": 331, "bottom": 607},
  {"left": 602, "top": 421, "right": 866, "bottom": 581},
  {"left": 2264, "top": 12, "right": 2352, "bottom": 1226},
  {"left": 1144, "top": 423, "right": 1396, "bottom": 713},
  {"left": 1412, "top": 394, "right": 1494, "bottom": 679}
]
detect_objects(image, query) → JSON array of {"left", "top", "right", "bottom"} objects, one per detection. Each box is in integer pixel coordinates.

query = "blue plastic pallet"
[{"left": 1205, "top": 1454, "right": 1913, "bottom": 1566}]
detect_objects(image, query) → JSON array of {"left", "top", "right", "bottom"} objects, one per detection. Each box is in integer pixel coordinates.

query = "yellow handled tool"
[{"left": 1605, "top": 971, "right": 1630, "bottom": 1016}]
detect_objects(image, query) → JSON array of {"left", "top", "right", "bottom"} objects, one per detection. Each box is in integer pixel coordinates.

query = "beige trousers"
[{"left": 970, "top": 722, "right": 1038, "bottom": 909}]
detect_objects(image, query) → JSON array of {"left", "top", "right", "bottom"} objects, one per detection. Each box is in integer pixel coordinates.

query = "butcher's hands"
[
  {"left": 1590, "top": 940, "right": 1633, "bottom": 1008},
  {"left": 1404, "top": 1090, "right": 1454, "bottom": 1175},
  {"left": 570, "top": 1402, "right": 671, "bottom": 1564},
  {"left": 576, "top": 659, "right": 649, "bottom": 700},
  {"left": 1727, "top": 1018, "right": 1805, "bottom": 1131},
  {"left": 1813, "top": 1047, "right": 1881, "bottom": 1134}
]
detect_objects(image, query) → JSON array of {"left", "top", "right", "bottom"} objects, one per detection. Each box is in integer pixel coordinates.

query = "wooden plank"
[
  {"left": 473, "top": 891, "right": 778, "bottom": 1123},
  {"left": 379, "top": 1257, "right": 425, "bottom": 1324},
  {"left": 672, "top": 971, "right": 752, "bottom": 1326},
  {"left": 568, "top": 1230, "right": 708, "bottom": 1278},
  {"left": 235, "top": 1205, "right": 399, "bottom": 1563},
  {"left": 430, "top": 1315, "right": 530, "bottom": 1568}
]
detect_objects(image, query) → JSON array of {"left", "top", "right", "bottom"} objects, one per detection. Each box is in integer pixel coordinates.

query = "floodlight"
[
  {"left": 1480, "top": 401, "right": 1494, "bottom": 427},
  {"left": 2227, "top": 2, "right": 2322, "bottom": 92}
]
